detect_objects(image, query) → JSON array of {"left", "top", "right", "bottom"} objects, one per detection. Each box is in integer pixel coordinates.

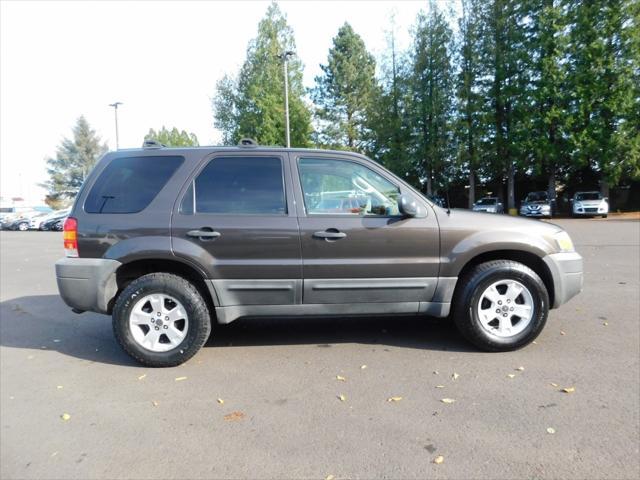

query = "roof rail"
[
  {"left": 238, "top": 138, "right": 258, "bottom": 148},
  {"left": 142, "top": 139, "right": 165, "bottom": 149}
]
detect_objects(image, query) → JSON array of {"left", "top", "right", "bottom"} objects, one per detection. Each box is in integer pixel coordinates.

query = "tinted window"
[
  {"left": 192, "top": 156, "right": 285, "bottom": 215},
  {"left": 85, "top": 156, "right": 183, "bottom": 214},
  {"left": 299, "top": 158, "right": 400, "bottom": 216}
]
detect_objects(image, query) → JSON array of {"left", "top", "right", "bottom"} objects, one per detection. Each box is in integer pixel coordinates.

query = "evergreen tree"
[
  {"left": 43, "top": 116, "right": 108, "bottom": 202},
  {"left": 145, "top": 126, "right": 199, "bottom": 147},
  {"left": 212, "top": 3, "right": 312, "bottom": 147},
  {"left": 566, "top": 0, "right": 640, "bottom": 195},
  {"left": 409, "top": 2, "right": 455, "bottom": 196},
  {"left": 312, "top": 23, "right": 377, "bottom": 151},
  {"left": 456, "top": 0, "right": 486, "bottom": 207}
]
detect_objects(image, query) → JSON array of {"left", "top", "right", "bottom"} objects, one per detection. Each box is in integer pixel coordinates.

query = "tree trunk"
[
  {"left": 426, "top": 175, "right": 433, "bottom": 197},
  {"left": 468, "top": 170, "right": 476, "bottom": 209},
  {"left": 547, "top": 169, "right": 556, "bottom": 215},
  {"left": 600, "top": 176, "right": 610, "bottom": 199},
  {"left": 507, "top": 163, "right": 515, "bottom": 212}
]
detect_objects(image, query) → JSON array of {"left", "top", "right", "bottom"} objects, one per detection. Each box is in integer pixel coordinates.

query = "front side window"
[
  {"left": 189, "top": 156, "right": 286, "bottom": 215},
  {"left": 85, "top": 156, "right": 183, "bottom": 214},
  {"left": 298, "top": 158, "right": 400, "bottom": 216}
]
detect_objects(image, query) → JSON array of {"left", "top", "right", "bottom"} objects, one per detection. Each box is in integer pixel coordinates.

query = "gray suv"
[{"left": 55, "top": 144, "right": 583, "bottom": 367}]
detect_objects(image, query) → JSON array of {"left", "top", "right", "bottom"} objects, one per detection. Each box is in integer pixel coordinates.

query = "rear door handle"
[
  {"left": 187, "top": 229, "right": 221, "bottom": 240},
  {"left": 313, "top": 229, "right": 347, "bottom": 240}
]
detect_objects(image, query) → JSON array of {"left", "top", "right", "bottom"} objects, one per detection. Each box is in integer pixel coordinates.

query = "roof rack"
[
  {"left": 238, "top": 138, "right": 258, "bottom": 148},
  {"left": 142, "top": 139, "right": 165, "bottom": 149}
]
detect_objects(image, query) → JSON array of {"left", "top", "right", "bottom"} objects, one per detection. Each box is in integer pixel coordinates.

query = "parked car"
[
  {"left": 520, "top": 191, "right": 552, "bottom": 218},
  {"left": 6, "top": 216, "right": 35, "bottom": 231},
  {"left": 571, "top": 191, "right": 608, "bottom": 218},
  {"left": 41, "top": 214, "right": 67, "bottom": 231},
  {"left": 472, "top": 197, "right": 504, "bottom": 214},
  {"left": 0, "top": 209, "right": 44, "bottom": 230},
  {"left": 31, "top": 208, "right": 71, "bottom": 230},
  {"left": 55, "top": 142, "right": 583, "bottom": 367}
]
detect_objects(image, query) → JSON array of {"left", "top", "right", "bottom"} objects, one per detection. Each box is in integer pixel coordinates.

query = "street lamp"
[
  {"left": 278, "top": 51, "right": 295, "bottom": 148},
  {"left": 108, "top": 101, "right": 123, "bottom": 150}
]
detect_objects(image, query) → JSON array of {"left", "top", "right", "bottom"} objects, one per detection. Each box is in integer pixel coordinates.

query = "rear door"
[
  {"left": 171, "top": 152, "right": 302, "bottom": 306},
  {"left": 290, "top": 153, "right": 440, "bottom": 306}
]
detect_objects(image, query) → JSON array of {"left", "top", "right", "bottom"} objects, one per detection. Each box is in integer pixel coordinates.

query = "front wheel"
[
  {"left": 113, "top": 273, "right": 212, "bottom": 367},
  {"left": 452, "top": 260, "right": 549, "bottom": 351}
]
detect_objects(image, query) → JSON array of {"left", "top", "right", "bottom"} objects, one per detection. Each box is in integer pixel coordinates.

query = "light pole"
[
  {"left": 109, "top": 101, "right": 123, "bottom": 149},
  {"left": 279, "top": 51, "right": 295, "bottom": 148}
]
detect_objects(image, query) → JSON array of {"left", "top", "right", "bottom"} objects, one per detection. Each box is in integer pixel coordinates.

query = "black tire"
[
  {"left": 113, "top": 273, "right": 212, "bottom": 367},
  {"left": 602, "top": 214, "right": 608, "bottom": 218},
  {"left": 452, "top": 260, "right": 549, "bottom": 352}
]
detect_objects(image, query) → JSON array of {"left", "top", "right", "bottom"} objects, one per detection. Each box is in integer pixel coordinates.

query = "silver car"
[
  {"left": 472, "top": 197, "right": 504, "bottom": 214},
  {"left": 520, "top": 191, "right": 552, "bottom": 218},
  {"left": 572, "top": 191, "right": 609, "bottom": 218}
]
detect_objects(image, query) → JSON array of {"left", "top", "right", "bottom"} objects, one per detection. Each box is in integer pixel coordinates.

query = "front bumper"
[
  {"left": 55, "top": 258, "right": 121, "bottom": 314},
  {"left": 542, "top": 252, "right": 583, "bottom": 308}
]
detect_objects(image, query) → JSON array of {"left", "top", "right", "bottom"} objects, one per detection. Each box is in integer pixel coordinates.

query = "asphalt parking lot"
[{"left": 1, "top": 218, "right": 639, "bottom": 480}]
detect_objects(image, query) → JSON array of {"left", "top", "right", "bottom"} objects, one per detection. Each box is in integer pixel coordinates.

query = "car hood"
[{"left": 436, "top": 208, "right": 562, "bottom": 235}]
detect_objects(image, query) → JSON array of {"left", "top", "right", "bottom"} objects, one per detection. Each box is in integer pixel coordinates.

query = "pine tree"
[
  {"left": 409, "top": 1, "right": 455, "bottom": 196},
  {"left": 43, "top": 116, "right": 108, "bottom": 202},
  {"left": 212, "top": 3, "right": 312, "bottom": 147},
  {"left": 567, "top": 0, "right": 640, "bottom": 196},
  {"left": 145, "top": 126, "right": 199, "bottom": 147},
  {"left": 312, "top": 23, "right": 377, "bottom": 151}
]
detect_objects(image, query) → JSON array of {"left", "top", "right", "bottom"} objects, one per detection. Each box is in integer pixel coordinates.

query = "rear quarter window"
[{"left": 84, "top": 155, "right": 183, "bottom": 214}]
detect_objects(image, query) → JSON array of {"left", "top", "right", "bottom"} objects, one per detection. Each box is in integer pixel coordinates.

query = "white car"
[
  {"left": 572, "top": 192, "right": 609, "bottom": 218},
  {"left": 31, "top": 208, "right": 70, "bottom": 229}
]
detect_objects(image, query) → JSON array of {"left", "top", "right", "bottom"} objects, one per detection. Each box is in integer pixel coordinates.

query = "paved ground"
[{"left": 1, "top": 218, "right": 639, "bottom": 480}]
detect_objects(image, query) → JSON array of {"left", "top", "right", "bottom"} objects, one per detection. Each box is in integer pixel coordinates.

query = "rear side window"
[
  {"left": 185, "top": 156, "right": 286, "bottom": 215},
  {"left": 85, "top": 156, "right": 183, "bottom": 214}
]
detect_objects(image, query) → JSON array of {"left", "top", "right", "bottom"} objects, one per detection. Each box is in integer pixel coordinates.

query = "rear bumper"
[
  {"left": 55, "top": 258, "right": 121, "bottom": 314},
  {"left": 543, "top": 252, "right": 583, "bottom": 308}
]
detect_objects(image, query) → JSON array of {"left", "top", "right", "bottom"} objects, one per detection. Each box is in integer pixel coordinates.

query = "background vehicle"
[
  {"left": 31, "top": 208, "right": 71, "bottom": 230},
  {"left": 41, "top": 213, "right": 68, "bottom": 231},
  {"left": 472, "top": 197, "right": 504, "bottom": 214},
  {"left": 55, "top": 145, "right": 583, "bottom": 367},
  {"left": 572, "top": 191, "right": 609, "bottom": 218},
  {"left": 0, "top": 209, "right": 48, "bottom": 230},
  {"left": 519, "top": 191, "right": 552, "bottom": 218}
]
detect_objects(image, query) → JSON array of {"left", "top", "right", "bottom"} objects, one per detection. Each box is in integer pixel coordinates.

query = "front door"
[
  {"left": 172, "top": 153, "right": 301, "bottom": 306},
  {"left": 290, "top": 154, "right": 440, "bottom": 305}
]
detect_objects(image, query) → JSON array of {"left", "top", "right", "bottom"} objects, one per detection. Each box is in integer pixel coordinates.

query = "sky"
[{"left": 0, "top": 0, "right": 452, "bottom": 204}]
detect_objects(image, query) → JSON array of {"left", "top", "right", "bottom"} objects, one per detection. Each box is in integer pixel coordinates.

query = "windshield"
[
  {"left": 476, "top": 198, "right": 497, "bottom": 206},
  {"left": 525, "top": 192, "right": 548, "bottom": 202},
  {"left": 575, "top": 192, "right": 602, "bottom": 201}
]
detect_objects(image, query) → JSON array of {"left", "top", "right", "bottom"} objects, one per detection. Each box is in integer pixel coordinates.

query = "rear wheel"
[
  {"left": 18, "top": 222, "right": 28, "bottom": 231},
  {"left": 113, "top": 273, "right": 211, "bottom": 367},
  {"left": 452, "top": 260, "right": 549, "bottom": 351}
]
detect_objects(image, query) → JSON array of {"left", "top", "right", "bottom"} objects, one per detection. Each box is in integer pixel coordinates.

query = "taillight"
[{"left": 63, "top": 217, "right": 78, "bottom": 257}]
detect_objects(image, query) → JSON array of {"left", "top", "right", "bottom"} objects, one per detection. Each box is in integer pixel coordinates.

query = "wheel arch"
[
  {"left": 111, "top": 257, "right": 217, "bottom": 316},
  {"left": 452, "top": 250, "right": 555, "bottom": 308}
]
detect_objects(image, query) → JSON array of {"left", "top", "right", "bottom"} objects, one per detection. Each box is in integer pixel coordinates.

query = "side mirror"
[{"left": 398, "top": 194, "right": 419, "bottom": 217}]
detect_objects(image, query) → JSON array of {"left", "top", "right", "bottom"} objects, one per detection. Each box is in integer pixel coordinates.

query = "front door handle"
[
  {"left": 187, "top": 228, "right": 221, "bottom": 240},
  {"left": 313, "top": 229, "right": 347, "bottom": 241}
]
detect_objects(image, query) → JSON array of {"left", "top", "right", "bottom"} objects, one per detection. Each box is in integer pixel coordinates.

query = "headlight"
[
  {"left": 541, "top": 205, "right": 551, "bottom": 210},
  {"left": 554, "top": 231, "right": 575, "bottom": 252},
  {"left": 574, "top": 202, "right": 583, "bottom": 209}
]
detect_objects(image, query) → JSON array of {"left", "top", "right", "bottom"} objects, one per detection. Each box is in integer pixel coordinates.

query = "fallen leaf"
[
  {"left": 434, "top": 455, "right": 444, "bottom": 464},
  {"left": 547, "top": 427, "right": 556, "bottom": 434},
  {"left": 550, "top": 382, "right": 559, "bottom": 387},
  {"left": 452, "top": 372, "right": 460, "bottom": 380},
  {"left": 56, "top": 385, "right": 63, "bottom": 389},
  {"left": 223, "top": 411, "right": 245, "bottom": 421},
  {"left": 217, "top": 398, "right": 224, "bottom": 405},
  {"left": 516, "top": 366, "right": 525, "bottom": 371},
  {"left": 360, "top": 365, "right": 367, "bottom": 370},
  {"left": 336, "top": 375, "right": 346, "bottom": 381},
  {"left": 138, "top": 374, "right": 146, "bottom": 380},
  {"left": 387, "top": 396, "right": 403, "bottom": 402},
  {"left": 603, "top": 322, "right": 609, "bottom": 326},
  {"left": 325, "top": 475, "right": 335, "bottom": 480},
  {"left": 50, "top": 452, "right": 58, "bottom": 458},
  {"left": 560, "top": 331, "right": 566, "bottom": 336},
  {"left": 175, "top": 376, "right": 187, "bottom": 382},
  {"left": 436, "top": 385, "right": 445, "bottom": 388},
  {"left": 60, "top": 413, "right": 71, "bottom": 421},
  {"left": 507, "top": 374, "right": 516, "bottom": 379},
  {"left": 562, "top": 387, "right": 575, "bottom": 393},
  {"left": 532, "top": 341, "right": 538, "bottom": 344},
  {"left": 433, "top": 370, "right": 439, "bottom": 375},
  {"left": 441, "top": 398, "right": 456, "bottom": 404},
  {"left": 338, "top": 394, "right": 346, "bottom": 402},
  {"left": 152, "top": 401, "right": 159, "bottom": 407}
]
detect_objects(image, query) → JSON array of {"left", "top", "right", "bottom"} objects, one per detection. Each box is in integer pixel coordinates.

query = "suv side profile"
[{"left": 55, "top": 144, "right": 583, "bottom": 367}]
